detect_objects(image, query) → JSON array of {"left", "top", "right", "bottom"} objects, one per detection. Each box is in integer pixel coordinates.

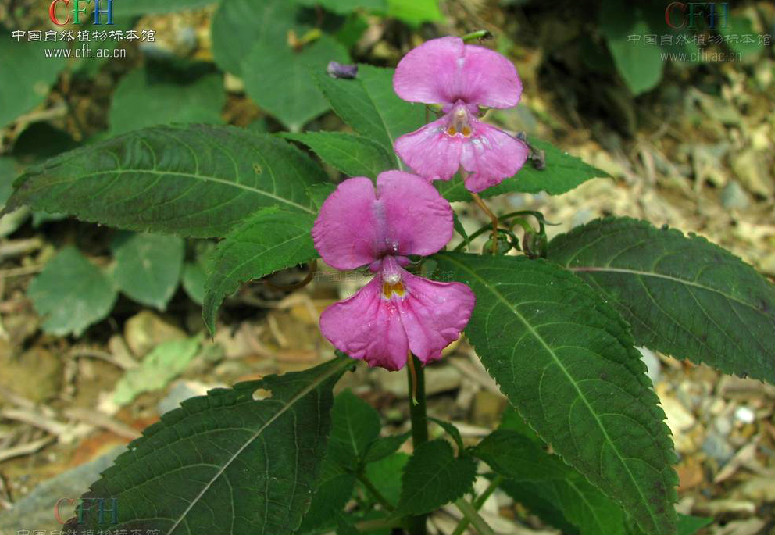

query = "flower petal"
[
  {"left": 376, "top": 171, "right": 454, "bottom": 257},
  {"left": 460, "top": 121, "right": 529, "bottom": 193},
  {"left": 393, "top": 37, "right": 522, "bottom": 108},
  {"left": 312, "top": 177, "right": 380, "bottom": 270},
  {"left": 458, "top": 44, "right": 522, "bottom": 108},
  {"left": 394, "top": 116, "right": 462, "bottom": 181},
  {"left": 319, "top": 277, "right": 409, "bottom": 371},
  {"left": 399, "top": 271, "right": 475, "bottom": 364},
  {"left": 393, "top": 36, "right": 464, "bottom": 105}
]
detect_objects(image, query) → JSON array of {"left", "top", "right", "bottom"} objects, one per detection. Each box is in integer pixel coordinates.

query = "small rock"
[
  {"left": 737, "top": 476, "right": 775, "bottom": 502},
  {"left": 713, "top": 415, "right": 733, "bottom": 436},
  {"left": 659, "top": 394, "right": 695, "bottom": 434},
  {"left": 124, "top": 310, "right": 186, "bottom": 357},
  {"left": 721, "top": 180, "right": 750, "bottom": 210},
  {"left": 0, "top": 345, "right": 62, "bottom": 402},
  {"left": 158, "top": 380, "right": 222, "bottom": 415},
  {"left": 638, "top": 347, "right": 661, "bottom": 383},
  {"left": 702, "top": 432, "right": 735, "bottom": 464},
  {"left": 734, "top": 406, "right": 755, "bottom": 424},
  {"left": 730, "top": 150, "right": 772, "bottom": 197}
]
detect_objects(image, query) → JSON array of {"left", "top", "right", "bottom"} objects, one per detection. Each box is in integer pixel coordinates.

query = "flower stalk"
[{"left": 406, "top": 354, "right": 429, "bottom": 535}]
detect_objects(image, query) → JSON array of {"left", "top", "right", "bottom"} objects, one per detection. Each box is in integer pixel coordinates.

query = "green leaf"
[
  {"left": 429, "top": 417, "right": 464, "bottom": 452},
  {"left": 677, "top": 514, "right": 713, "bottom": 535},
  {"left": 6, "top": 125, "right": 324, "bottom": 238},
  {"left": 386, "top": 0, "right": 443, "bottom": 24},
  {"left": 283, "top": 132, "right": 394, "bottom": 178},
  {"left": 111, "top": 232, "right": 184, "bottom": 310},
  {"left": 298, "top": 458, "right": 356, "bottom": 533},
  {"left": 109, "top": 68, "right": 225, "bottom": 135},
  {"left": 476, "top": 430, "right": 627, "bottom": 535},
  {"left": 599, "top": 1, "right": 663, "bottom": 95},
  {"left": 362, "top": 431, "right": 411, "bottom": 464},
  {"left": 438, "top": 138, "right": 610, "bottom": 201},
  {"left": 0, "top": 28, "right": 67, "bottom": 128},
  {"left": 211, "top": 0, "right": 311, "bottom": 76},
  {"left": 0, "top": 157, "right": 17, "bottom": 207},
  {"left": 112, "top": 336, "right": 202, "bottom": 406},
  {"left": 328, "top": 390, "right": 381, "bottom": 470},
  {"left": 718, "top": 15, "right": 765, "bottom": 57},
  {"left": 297, "top": 0, "right": 387, "bottom": 14},
  {"left": 243, "top": 36, "right": 348, "bottom": 131},
  {"left": 314, "top": 65, "right": 426, "bottom": 156},
  {"left": 64, "top": 358, "right": 352, "bottom": 535},
  {"left": 202, "top": 208, "right": 317, "bottom": 333},
  {"left": 397, "top": 439, "right": 476, "bottom": 516},
  {"left": 365, "top": 452, "right": 409, "bottom": 506},
  {"left": 182, "top": 261, "right": 206, "bottom": 305},
  {"left": 113, "top": 0, "right": 216, "bottom": 15},
  {"left": 548, "top": 217, "right": 775, "bottom": 384},
  {"left": 28, "top": 247, "right": 117, "bottom": 336},
  {"left": 433, "top": 252, "right": 678, "bottom": 535}
]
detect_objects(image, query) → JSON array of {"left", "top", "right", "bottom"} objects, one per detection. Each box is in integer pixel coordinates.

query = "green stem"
[
  {"left": 454, "top": 498, "right": 495, "bottom": 535},
  {"left": 451, "top": 476, "right": 503, "bottom": 535},
  {"left": 406, "top": 354, "right": 428, "bottom": 535},
  {"left": 357, "top": 472, "right": 395, "bottom": 512}
]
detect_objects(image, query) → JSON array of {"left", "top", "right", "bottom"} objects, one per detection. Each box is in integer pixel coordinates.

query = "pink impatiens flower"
[
  {"left": 393, "top": 37, "right": 529, "bottom": 193},
  {"left": 312, "top": 171, "right": 475, "bottom": 371}
]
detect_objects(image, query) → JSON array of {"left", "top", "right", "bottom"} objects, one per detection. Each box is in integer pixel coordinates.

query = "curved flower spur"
[
  {"left": 312, "top": 171, "right": 475, "bottom": 371},
  {"left": 393, "top": 36, "right": 529, "bottom": 193}
]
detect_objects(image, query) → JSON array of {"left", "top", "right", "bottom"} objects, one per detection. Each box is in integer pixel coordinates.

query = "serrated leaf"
[
  {"left": 109, "top": 68, "right": 225, "bottom": 135},
  {"left": 433, "top": 252, "right": 678, "bottom": 535},
  {"left": 397, "top": 439, "right": 476, "bottom": 515},
  {"left": 437, "top": 138, "right": 609, "bottom": 201},
  {"left": 328, "top": 390, "right": 381, "bottom": 470},
  {"left": 0, "top": 28, "right": 67, "bottom": 128},
  {"left": 429, "top": 417, "right": 464, "bottom": 452},
  {"left": 548, "top": 217, "right": 775, "bottom": 384},
  {"left": 296, "top": 0, "right": 387, "bottom": 14},
  {"left": 64, "top": 358, "right": 351, "bottom": 535},
  {"left": 365, "top": 452, "right": 409, "bottom": 507},
  {"left": 363, "top": 431, "right": 411, "bottom": 464},
  {"left": 112, "top": 336, "right": 202, "bottom": 406},
  {"left": 284, "top": 132, "right": 394, "bottom": 178},
  {"left": 6, "top": 125, "right": 324, "bottom": 238},
  {"left": 112, "top": 0, "right": 216, "bottom": 15},
  {"left": 314, "top": 65, "right": 426, "bottom": 156},
  {"left": 202, "top": 208, "right": 317, "bottom": 333},
  {"left": 211, "top": 0, "right": 311, "bottom": 76},
  {"left": 298, "top": 458, "right": 356, "bottom": 533},
  {"left": 28, "top": 246, "right": 117, "bottom": 336},
  {"left": 243, "top": 36, "right": 348, "bottom": 131},
  {"left": 111, "top": 232, "right": 184, "bottom": 310},
  {"left": 476, "top": 429, "right": 627, "bottom": 535},
  {"left": 600, "top": 1, "right": 663, "bottom": 94}
]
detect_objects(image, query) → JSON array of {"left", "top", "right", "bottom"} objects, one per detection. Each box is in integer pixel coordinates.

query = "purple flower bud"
[{"left": 327, "top": 61, "right": 358, "bottom": 79}]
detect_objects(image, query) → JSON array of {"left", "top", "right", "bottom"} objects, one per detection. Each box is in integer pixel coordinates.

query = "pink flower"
[
  {"left": 393, "top": 37, "right": 529, "bottom": 193},
  {"left": 313, "top": 171, "right": 475, "bottom": 371}
]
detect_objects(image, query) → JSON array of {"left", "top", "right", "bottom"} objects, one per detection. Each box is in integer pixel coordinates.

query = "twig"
[
  {"left": 63, "top": 408, "right": 141, "bottom": 440},
  {"left": 68, "top": 346, "right": 137, "bottom": 370},
  {"left": 0, "top": 265, "right": 44, "bottom": 278},
  {"left": 0, "top": 238, "right": 44, "bottom": 260},
  {"left": 0, "top": 436, "right": 53, "bottom": 463}
]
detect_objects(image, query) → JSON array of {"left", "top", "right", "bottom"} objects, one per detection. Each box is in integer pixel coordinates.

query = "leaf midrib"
[
  {"left": 441, "top": 254, "right": 664, "bottom": 533},
  {"left": 23, "top": 167, "right": 314, "bottom": 215},
  {"left": 164, "top": 358, "right": 349, "bottom": 535},
  {"left": 569, "top": 265, "right": 771, "bottom": 319}
]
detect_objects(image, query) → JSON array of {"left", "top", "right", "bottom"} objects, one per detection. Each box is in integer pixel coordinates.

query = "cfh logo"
[
  {"left": 49, "top": 0, "right": 115, "bottom": 26},
  {"left": 665, "top": 2, "right": 729, "bottom": 29},
  {"left": 54, "top": 497, "right": 119, "bottom": 525}
]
